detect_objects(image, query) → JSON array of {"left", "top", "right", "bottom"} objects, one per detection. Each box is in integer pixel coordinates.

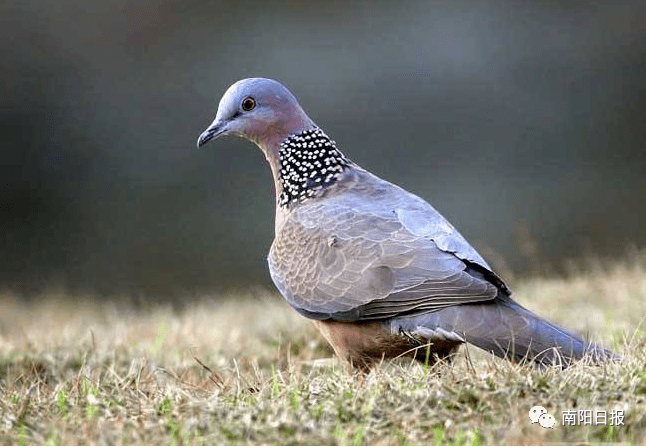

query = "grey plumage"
[{"left": 198, "top": 78, "right": 615, "bottom": 369}]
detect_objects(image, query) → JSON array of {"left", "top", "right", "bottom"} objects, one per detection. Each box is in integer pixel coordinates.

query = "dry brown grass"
[{"left": 0, "top": 254, "right": 645, "bottom": 445}]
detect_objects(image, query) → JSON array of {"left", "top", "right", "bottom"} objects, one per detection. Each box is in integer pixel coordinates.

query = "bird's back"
[{"left": 269, "top": 165, "right": 501, "bottom": 320}]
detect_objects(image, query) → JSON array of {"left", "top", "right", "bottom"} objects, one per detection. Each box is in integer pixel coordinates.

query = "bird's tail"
[{"left": 395, "top": 297, "right": 617, "bottom": 367}]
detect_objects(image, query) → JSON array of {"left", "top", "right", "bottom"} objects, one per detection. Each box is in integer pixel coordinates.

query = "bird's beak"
[{"left": 197, "top": 120, "right": 227, "bottom": 148}]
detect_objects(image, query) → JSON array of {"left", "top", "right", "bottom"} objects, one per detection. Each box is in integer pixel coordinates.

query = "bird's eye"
[{"left": 241, "top": 97, "right": 256, "bottom": 111}]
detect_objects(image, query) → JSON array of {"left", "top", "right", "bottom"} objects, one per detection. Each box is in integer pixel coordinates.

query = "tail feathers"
[{"left": 394, "top": 297, "right": 617, "bottom": 368}]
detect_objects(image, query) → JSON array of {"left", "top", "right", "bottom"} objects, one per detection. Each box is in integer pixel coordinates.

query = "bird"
[{"left": 197, "top": 78, "right": 615, "bottom": 371}]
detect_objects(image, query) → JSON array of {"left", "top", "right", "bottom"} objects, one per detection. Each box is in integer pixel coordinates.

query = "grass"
[{"left": 0, "top": 254, "right": 645, "bottom": 445}]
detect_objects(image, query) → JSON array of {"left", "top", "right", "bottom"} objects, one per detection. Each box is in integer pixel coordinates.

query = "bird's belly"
[{"left": 312, "top": 319, "right": 461, "bottom": 371}]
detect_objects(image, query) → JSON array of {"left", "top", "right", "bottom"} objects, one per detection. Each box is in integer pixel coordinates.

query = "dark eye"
[{"left": 241, "top": 97, "right": 256, "bottom": 111}]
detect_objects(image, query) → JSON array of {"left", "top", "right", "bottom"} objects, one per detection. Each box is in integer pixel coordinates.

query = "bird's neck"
[{"left": 274, "top": 126, "right": 350, "bottom": 207}]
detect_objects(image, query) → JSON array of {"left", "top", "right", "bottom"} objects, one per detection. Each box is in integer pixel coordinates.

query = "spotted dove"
[{"left": 197, "top": 78, "right": 615, "bottom": 370}]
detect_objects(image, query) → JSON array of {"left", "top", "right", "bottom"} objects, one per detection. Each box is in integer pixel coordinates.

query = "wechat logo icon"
[{"left": 529, "top": 406, "right": 556, "bottom": 429}]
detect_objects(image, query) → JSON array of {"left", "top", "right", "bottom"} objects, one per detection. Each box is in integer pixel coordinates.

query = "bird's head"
[{"left": 197, "top": 78, "right": 315, "bottom": 151}]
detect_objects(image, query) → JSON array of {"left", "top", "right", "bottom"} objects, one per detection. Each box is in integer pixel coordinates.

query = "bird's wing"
[{"left": 268, "top": 172, "right": 501, "bottom": 320}]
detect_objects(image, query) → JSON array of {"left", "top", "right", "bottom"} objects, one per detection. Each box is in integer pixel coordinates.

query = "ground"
[{"left": 0, "top": 253, "right": 645, "bottom": 445}]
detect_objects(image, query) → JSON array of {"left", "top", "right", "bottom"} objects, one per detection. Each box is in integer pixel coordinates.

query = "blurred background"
[{"left": 2, "top": 1, "right": 645, "bottom": 301}]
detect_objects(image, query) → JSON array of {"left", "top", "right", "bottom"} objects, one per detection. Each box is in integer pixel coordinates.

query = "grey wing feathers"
[{"left": 268, "top": 170, "right": 500, "bottom": 320}]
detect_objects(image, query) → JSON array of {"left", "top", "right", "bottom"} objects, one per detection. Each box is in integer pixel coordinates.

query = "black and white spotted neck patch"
[{"left": 277, "top": 127, "right": 349, "bottom": 207}]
